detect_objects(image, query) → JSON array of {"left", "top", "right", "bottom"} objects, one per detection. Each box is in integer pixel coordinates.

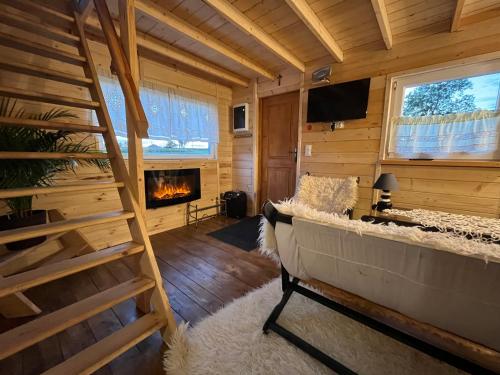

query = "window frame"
[
  {"left": 381, "top": 55, "right": 500, "bottom": 165},
  {"left": 141, "top": 142, "right": 217, "bottom": 160},
  {"left": 96, "top": 75, "right": 220, "bottom": 161}
]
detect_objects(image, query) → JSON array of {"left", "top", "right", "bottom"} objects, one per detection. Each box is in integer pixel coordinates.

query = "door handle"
[{"left": 289, "top": 147, "right": 297, "bottom": 162}]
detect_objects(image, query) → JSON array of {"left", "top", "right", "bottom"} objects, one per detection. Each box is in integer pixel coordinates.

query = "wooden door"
[{"left": 260, "top": 91, "right": 300, "bottom": 205}]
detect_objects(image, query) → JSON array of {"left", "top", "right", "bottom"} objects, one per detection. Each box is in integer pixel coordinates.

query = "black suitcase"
[{"left": 223, "top": 191, "right": 247, "bottom": 219}]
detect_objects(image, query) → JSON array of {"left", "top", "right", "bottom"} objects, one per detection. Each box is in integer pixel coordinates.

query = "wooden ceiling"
[{"left": 92, "top": 0, "right": 500, "bottom": 87}]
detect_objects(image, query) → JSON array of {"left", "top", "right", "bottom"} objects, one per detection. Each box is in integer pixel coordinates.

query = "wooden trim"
[
  {"left": 251, "top": 80, "right": 260, "bottom": 215},
  {"left": 381, "top": 160, "right": 500, "bottom": 168},
  {"left": 85, "top": 16, "right": 249, "bottom": 88},
  {"left": 295, "top": 73, "right": 306, "bottom": 185},
  {"left": 119, "top": 0, "right": 149, "bottom": 314},
  {"left": 136, "top": 0, "right": 275, "bottom": 80},
  {"left": 0, "top": 277, "right": 155, "bottom": 360},
  {"left": 119, "top": 0, "right": 146, "bottom": 218},
  {"left": 451, "top": 0, "right": 466, "bottom": 32},
  {"left": 203, "top": 0, "right": 305, "bottom": 72},
  {"left": 42, "top": 313, "right": 164, "bottom": 375},
  {"left": 94, "top": 0, "right": 149, "bottom": 138},
  {"left": 370, "top": 0, "right": 392, "bottom": 49},
  {"left": 285, "top": 0, "right": 343, "bottom": 62}
]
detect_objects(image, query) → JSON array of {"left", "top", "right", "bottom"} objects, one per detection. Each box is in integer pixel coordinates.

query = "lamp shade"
[{"left": 373, "top": 173, "right": 399, "bottom": 191}]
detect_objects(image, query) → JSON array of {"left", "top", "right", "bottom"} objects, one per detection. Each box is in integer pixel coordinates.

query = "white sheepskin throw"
[
  {"left": 258, "top": 214, "right": 279, "bottom": 263},
  {"left": 259, "top": 200, "right": 500, "bottom": 263},
  {"left": 294, "top": 175, "right": 358, "bottom": 215},
  {"left": 164, "top": 279, "right": 464, "bottom": 375}
]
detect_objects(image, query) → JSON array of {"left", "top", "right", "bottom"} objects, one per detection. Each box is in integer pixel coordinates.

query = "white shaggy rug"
[{"left": 164, "top": 279, "right": 465, "bottom": 375}]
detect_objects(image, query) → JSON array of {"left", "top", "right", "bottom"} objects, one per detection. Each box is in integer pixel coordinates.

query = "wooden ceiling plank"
[
  {"left": 285, "top": 0, "right": 343, "bottom": 62},
  {"left": 85, "top": 16, "right": 249, "bottom": 87},
  {"left": 135, "top": 0, "right": 275, "bottom": 79},
  {"left": 451, "top": 0, "right": 466, "bottom": 32},
  {"left": 370, "top": 0, "right": 393, "bottom": 49},
  {"left": 202, "top": 0, "right": 305, "bottom": 72}
]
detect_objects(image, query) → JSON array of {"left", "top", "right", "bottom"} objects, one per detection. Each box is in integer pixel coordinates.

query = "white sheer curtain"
[
  {"left": 97, "top": 75, "right": 219, "bottom": 145},
  {"left": 388, "top": 111, "right": 500, "bottom": 159}
]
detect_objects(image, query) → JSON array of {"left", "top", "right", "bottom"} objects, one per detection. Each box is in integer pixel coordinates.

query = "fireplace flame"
[{"left": 153, "top": 181, "right": 191, "bottom": 200}]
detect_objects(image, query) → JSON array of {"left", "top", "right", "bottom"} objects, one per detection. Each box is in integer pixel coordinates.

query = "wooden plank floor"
[{"left": 0, "top": 216, "right": 279, "bottom": 375}]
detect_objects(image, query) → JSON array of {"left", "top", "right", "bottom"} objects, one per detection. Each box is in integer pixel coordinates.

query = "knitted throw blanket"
[{"left": 385, "top": 208, "right": 500, "bottom": 244}]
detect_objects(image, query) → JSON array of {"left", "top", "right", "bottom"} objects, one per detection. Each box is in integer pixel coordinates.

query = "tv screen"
[{"left": 307, "top": 78, "right": 370, "bottom": 122}]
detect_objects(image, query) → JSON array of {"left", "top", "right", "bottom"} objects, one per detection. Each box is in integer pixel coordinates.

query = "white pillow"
[{"left": 294, "top": 175, "right": 358, "bottom": 215}]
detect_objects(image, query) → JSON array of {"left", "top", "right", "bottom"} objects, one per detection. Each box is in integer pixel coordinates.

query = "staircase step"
[
  {"left": 0, "top": 211, "right": 135, "bottom": 245},
  {"left": 1, "top": 0, "right": 75, "bottom": 27},
  {"left": 42, "top": 313, "right": 165, "bottom": 375},
  {"left": 0, "top": 8, "right": 80, "bottom": 46},
  {"left": 0, "top": 86, "right": 99, "bottom": 109},
  {"left": 0, "top": 182, "right": 124, "bottom": 199},
  {"left": 0, "top": 277, "right": 155, "bottom": 360},
  {"left": 0, "top": 151, "right": 109, "bottom": 160},
  {"left": 0, "top": 60, "right": 92, "bottom": 86},
  {"left": 0, "top": 116, "right": 106, "bottom": 133},
  {"left": 0, "top": 31, "right": 86, "bottom": 66},
  {"left": 0, "top": 242, "right": 144, "bottom": 298}
]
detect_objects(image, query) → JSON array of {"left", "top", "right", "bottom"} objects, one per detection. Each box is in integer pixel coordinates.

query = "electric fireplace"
[{"left": 145, "top": 168, "right": 201, "bottom": 209}]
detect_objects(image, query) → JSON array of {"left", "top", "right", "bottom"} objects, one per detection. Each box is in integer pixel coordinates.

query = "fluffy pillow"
[{"left": 294, "top": 175, "right": 358, "bottom": 215}]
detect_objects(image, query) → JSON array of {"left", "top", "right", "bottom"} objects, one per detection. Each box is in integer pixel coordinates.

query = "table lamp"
[{"left": 372, "top": 173, "right": 399, "bottom": 212}]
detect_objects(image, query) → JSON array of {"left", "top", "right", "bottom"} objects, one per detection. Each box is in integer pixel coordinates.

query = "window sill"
[{"left": 381, "top": 159, "right": 500, "bottom": 168}]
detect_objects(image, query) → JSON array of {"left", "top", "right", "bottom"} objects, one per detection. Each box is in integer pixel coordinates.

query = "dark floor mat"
[{"left": 208, "top": 215, "right": 261, "bottom": 251}]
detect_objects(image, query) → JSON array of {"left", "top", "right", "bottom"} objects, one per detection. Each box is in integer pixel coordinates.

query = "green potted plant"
[{"left": 0, "top": 97, "right": 110, "bottom": 251}]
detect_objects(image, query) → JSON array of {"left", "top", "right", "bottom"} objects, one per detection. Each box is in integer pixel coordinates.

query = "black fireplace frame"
[{"left": 144, "top": 168, "right": 201, "bottom": 209}]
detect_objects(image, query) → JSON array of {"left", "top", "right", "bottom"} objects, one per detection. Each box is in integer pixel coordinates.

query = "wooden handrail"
[{"left": 91, "top": 0, "right": 149, "bottom": 138}]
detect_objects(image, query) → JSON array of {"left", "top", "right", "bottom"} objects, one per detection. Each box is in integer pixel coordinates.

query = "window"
[
  {"left": 97, "top": 76, "right": 219, "bottom": 159},
  {"left": 385, "top": 59, "right": 500, "bottom": 160}
]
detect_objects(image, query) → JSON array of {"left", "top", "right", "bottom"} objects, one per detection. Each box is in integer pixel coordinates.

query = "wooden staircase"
[{"left": 0, "top": 0, "right": 177, "bottom": 373}]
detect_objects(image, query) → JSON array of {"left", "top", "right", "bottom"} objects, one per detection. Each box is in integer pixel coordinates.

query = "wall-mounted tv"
[{"left": 307, "top": 78, "right": 370, "bottom": 122}]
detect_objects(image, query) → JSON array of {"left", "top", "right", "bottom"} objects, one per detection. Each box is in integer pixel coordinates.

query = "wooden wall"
[
  {"left": 0, "top": 34, "right": 232, "bottom": 250},
  {"left": 300, "top": 76, "right": 384, "bottom": 217},
  {"left": 233, "top": 15, "right": 500, "bottom": 219},
  {"left": 232, "top": 82, "right": 257, "bottom": 215}
]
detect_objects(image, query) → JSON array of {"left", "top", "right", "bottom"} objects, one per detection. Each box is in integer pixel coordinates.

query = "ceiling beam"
[
  {"left": 285, "top": 0, "right": 343, "bottom": 62},
  {"left": 202, "top": 0, "right": 305, "bottom": 72},
  {"left": 86, "top": 16, "right": 249, "bottom": 87},
  {"left": 135, "top": 0, "right": 275, "bottom": 80},
  {"left": 451, "top": 0, "right": 466, "bottom": 32},
  {"left": 460, "top": 6, "right": 500, "bottom": 27},
  {"left": 370, "top": 0, "right": 392, "bottom": 49}
]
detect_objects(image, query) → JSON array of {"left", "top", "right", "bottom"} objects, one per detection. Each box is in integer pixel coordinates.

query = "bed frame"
[{"left": 261, "top": 202, "right": 496, "bottom": 375}]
